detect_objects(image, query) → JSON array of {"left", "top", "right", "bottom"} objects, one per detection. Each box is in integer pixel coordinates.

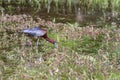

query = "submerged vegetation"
[{"left": 0, "top": 0, "right": 120, "bottom": 80}]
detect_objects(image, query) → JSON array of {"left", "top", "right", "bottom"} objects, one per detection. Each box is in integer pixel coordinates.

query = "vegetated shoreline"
[{"left": 0, "top": 14, "right": 120, "bottom": 80}]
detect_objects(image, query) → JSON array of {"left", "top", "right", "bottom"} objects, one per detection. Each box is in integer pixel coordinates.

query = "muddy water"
[
  {"left": 3, "top": 6, "right": 102, "bottom": 24},
  {"left": 2, "top": 4, "right": 120, "bottom": 27},
  {"left": 18, "top": 9, "right": 120, "bottom": 27}
]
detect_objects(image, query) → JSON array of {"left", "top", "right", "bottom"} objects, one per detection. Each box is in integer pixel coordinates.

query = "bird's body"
[
  {"left": 22, "top": 27, "right": 46, "bottom": 37},
  {"left": 22, "top": 26, "right": 57, "bottom": 48}
]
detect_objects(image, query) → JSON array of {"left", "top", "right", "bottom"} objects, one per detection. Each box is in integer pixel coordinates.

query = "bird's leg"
[
  {"left": 36, "top": 38, "right": 39, "bottom": 54},
  {"left": 36, "top": 38, "right": 39, "bottom": 48}
]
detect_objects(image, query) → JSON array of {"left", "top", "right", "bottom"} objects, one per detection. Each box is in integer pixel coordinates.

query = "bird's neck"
[
  {"left": 42, "top": 35, "right": 55, "bottom": 44},
  {"left": 45, "top": 37, "right": 56, "bottom": 44}
]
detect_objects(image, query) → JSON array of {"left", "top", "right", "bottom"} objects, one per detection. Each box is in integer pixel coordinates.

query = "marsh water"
[{"left": 3, "top": 5, "right": 120, "bottom": 27}]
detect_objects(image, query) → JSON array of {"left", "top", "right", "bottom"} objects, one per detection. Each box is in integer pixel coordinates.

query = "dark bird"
[{"left": 22, "top": 26, "right": 57, "bottom": 48}]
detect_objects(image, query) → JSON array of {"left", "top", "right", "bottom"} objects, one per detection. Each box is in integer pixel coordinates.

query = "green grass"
[{"left": 0, "top": 14, "right": 120, "bottom": 80}]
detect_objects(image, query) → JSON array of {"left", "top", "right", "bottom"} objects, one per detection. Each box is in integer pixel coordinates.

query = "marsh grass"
[
  {"left": 1, "top": 0, "right": 120, "bottom": 14},
  {"left": 0, "top": 14, "right": 120, "bottom": 80}
]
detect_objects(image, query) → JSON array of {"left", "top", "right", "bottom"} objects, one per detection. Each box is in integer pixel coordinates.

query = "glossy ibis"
[{"left": 22, "top": 26, "right": 57, "bottom": 48}]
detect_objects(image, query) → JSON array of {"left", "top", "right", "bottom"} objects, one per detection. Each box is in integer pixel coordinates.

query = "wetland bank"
[{"left": 0, "top": 0, "right": 120, "bottom": 80}]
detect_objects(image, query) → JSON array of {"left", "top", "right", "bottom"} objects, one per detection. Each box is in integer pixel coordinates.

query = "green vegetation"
[
  {"left": 0, "top": 14, "right": 120, "bottom": 80},
  {"left": 0, "top": 0, "right": 120, "bottom": 80}
]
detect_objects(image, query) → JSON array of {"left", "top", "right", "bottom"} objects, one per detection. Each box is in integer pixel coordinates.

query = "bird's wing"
[
  {"left": 35, "top": 30, "right": 46, "bottom": 36},
  {"left": 22, "top": 27, "right": 46, "bottom": 36}
]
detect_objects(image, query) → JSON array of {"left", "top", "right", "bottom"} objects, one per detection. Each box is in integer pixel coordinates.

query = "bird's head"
[{"left": 53, "top": 42, "right": 58, "bottom": 49}]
